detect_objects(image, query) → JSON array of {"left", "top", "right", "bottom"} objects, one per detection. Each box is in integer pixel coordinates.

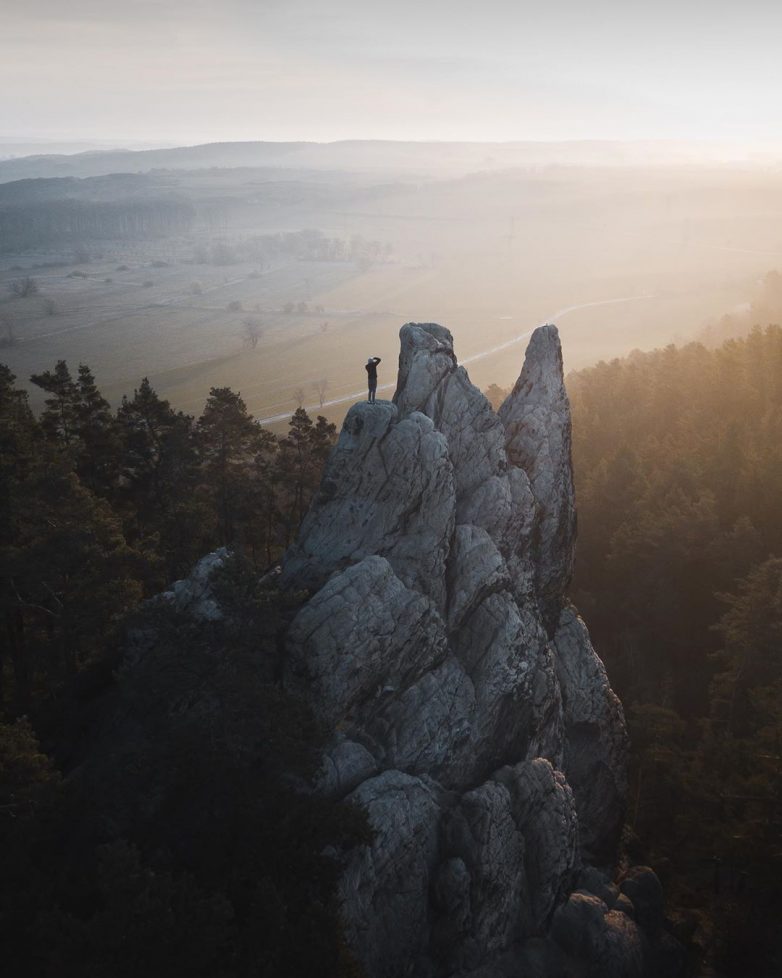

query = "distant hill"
[
  {"left": 0, "top": 138, "right": 760, "bottom": 184},
  {"left": 0, "top": 138, "right": 168, "bottom": 160}
]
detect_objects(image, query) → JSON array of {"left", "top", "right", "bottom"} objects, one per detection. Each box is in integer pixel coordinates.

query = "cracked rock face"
[
  {"left": 338, "top": 771, "right": 442, "bottom": 978},
  {"left": 499, "top": 324, "right": 576, "bottom": 627},
  {"left": 554, "top": 605, "right": 629, "bottom": 863},
  {"left": 279, "top": 322, "right": 654, "bottom": 977},
  {"left": 159, "top": 547, "right": 228, "bottom": 621},
  {"left": 282, "top": 402, "right": 454, "bottom": 611},
  {"left": 285, "top": 555, "right": 448, "bottom": 729},
  {"left": 395, "top": 323, "right": 537, "bottom": 577}
]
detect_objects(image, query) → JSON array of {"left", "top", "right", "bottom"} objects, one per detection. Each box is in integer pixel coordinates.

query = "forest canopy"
[
  {"left": 0, "top": 360, "right": 368, "bottom": 977},
  {"left": 2, "top": 325, "right": 782, "bottom": 976},
  {"left": 567, "top": 325, "right": 782, "bottom": 977}
]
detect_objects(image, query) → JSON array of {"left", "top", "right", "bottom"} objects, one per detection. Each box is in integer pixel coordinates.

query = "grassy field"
[
  {"left": 0, "top": 243, "right": 757, "bottom": 434},
  {"left": 2, "top": 162, "right": 780, "bottom": 430}
]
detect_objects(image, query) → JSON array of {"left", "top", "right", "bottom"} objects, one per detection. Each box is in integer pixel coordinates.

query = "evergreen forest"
[
  {"left": 2, "top": 325, "right": 781, "bottom": 976},
  {"left": 568, "top": 325, "right": 782, "bottom": 977},
  {"left": 0, "top": 361, "right": 367, "bottom": 977}
]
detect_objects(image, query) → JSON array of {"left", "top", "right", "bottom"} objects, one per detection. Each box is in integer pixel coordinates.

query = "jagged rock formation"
[
  {"left": 499, "top": 323, "right": 576, "bottom": 626},
  {"left": 159, "top": 547, "right": 228, "bottom": 621},
  {"left": 279, "top": 323, "right": 676, "bottom": 977},
  {"left": 553, "top": 606, "right": 628, "bottom": 864}
]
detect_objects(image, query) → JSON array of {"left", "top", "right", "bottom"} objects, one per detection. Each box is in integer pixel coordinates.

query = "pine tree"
[
  {"left": 276, "top": 409, "right": 336, "bottom": 544},
  {"left": 30, "top": 359, "right": 80, "bottom": 448},
  {"left": 0, "top": 366, "right": 40, "bottom": 710},
  {"left": 197, "top": 387, "right": 261, "bottom": 546},
  {"left": 29, "top": 361, "right": 123, "bottom": 495},
  {"left": 117, "top": 378, "right": 206, "bottom": 579},
  {"left": 73, "top": 364, "right": 121, "bottom": 496},
  {"left": 250, "top": 425, "right": 281, "bottom": 566},
  {"left": 8, "top": 460, "right": 142, "bottom": 693}
]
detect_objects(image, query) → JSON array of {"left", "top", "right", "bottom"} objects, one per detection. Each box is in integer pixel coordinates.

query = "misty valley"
[{"left": 3, "top": 142, "right": 782, "bottom": 427}]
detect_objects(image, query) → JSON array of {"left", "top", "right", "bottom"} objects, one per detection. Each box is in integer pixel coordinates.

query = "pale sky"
[{"left": 2, "top": 0, "right": 782, "bottom": 145}]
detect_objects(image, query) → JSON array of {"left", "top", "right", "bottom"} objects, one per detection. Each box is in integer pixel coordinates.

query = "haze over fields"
[
  {"left": 3, "top": 141, "right": 782, "bottom": 427},
  {"left": 4, "top": 0, "right": 782, "bottom": 426}
]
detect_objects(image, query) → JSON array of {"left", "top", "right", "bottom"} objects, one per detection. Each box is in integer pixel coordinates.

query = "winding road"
[{"left": 257, "top": 292, "right": 656, "bottom": 426}]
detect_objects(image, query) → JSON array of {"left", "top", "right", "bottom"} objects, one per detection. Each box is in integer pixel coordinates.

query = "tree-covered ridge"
[
  {"left": 566, "top": 326, "right": 782, "bottom": 977},
  {"left": 0, "top": 361, "right": 367, "bottom": 977}
]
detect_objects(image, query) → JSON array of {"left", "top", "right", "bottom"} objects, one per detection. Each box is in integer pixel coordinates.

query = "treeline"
[
  {"left": 194, "top": 228, "right": 392, "bottom": 268},
  {"left": 0, "top": 197, "right": 195, "bottom": 250},
  {"left": 0, "top": 360, "right": 369, "bottom": 976},
  {"left": 567, "top": 325, "right": 782, "bottom": 976},
  {"left": 1, "top": 360, "right": 336, "bottom": 715}
]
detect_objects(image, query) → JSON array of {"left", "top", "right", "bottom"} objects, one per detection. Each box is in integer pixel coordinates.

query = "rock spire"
[{"left": 276, "top": 322, "right": 676, "bottom": 978}]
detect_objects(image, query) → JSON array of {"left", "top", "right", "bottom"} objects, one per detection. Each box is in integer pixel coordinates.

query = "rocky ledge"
[{"left": 272, "top": 322, "right": 683, "bottom": 977}]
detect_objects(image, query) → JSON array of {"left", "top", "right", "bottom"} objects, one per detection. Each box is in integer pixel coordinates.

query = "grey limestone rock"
[
  {"left": 525, "top": 642, "right": 564, "bottom": 765},
  {"left": 551, "top": 891, "right": 645, "bottom": 978},
  {"left": 499, "top": 323, "right": 576, "bottom": 626},
  {"left": 394, "top": 321, "right": 458, "bottom": 418},
  {"left": 452, "top": 591, "right": 544, "bottom": 778},
  {"left": 496, "top": 758, "right": 580, "bottom": 935},
  {"left": 602, "top": 911, "right": 646, "bottom": 978},
  {"left": 442, "top": 779, "right": 526, "bottom": 959},
  {"left": 577, "top": 865, "right": 621, "bottom": 907},
  {"left": 394, "top": 323, "right": 531, "bottom": 559},
  {"left": 160, "top": 547, "right": 228, "bottom": 621},
  {"left": 284, "top": 555, "right": 447, "bottom": 729},
  {"left": 435, "top": 758, "right": 580, "bottom": 970},
  {"left": 620, "top": 867, "right": 664, "bottom": 936},
  {"left": 281, "top": 401, "right": 454, "bottom": 610},
  {"left": 554, "top": 604, "right": 629, "bottom": 862},
  {"left": 364, "top": 654, "right": 475, "bottom": 784},
  {"left": 550, "top": 890, "right": 609, "bottom": 949},
  {"left": 276, "top": 321, "right": 653, "bottom": 977},
  {"left": 339, "top": 770, "right": 442, "bottom": 978},
  {"left": 446, "top": 524, "right": 511, "bottom": 632},
  {"left": 504, "top": 465, "right": 539, "bottom": 604},
  {"left": 315, "top": 738, "right": 379, "bottom": 799},
  {"left": 614, "top": 893, "right": 636, "bottom": 918},
  {"left": 150, "top": 309, "right": 681, "bottom": 978}
]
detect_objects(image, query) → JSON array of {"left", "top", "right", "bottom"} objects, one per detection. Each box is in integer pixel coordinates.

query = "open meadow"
[{"left": 3, "top": 152, "right": 782, "bottom": 429}]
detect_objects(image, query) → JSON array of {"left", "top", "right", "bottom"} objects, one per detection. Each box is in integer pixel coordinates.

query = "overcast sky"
[{"left": 3, "top": 0, "right": 782, "bottom": 146}]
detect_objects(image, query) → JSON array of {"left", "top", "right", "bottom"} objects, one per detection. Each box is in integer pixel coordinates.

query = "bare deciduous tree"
[
  {"left": 292, "top": 387, "right": 306, "bottom": 408},
  {"left": 242, "top": 318, "right": 264, "bottom": 349},
  {"left": 9, "top": 276, "right": 38, "bottom": 298},
  {"left": 312, "top": 377, "right": 329, "bottom": 407}
]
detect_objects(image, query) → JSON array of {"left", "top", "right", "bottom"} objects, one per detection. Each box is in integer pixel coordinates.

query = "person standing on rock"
[{"left": 365, "top": 356, "right": 381, "bottom": 403}]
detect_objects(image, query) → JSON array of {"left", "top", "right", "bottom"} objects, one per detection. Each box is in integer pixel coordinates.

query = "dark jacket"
[{"left": 365, "top": 357, "right": 381, "bottom": 382}]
